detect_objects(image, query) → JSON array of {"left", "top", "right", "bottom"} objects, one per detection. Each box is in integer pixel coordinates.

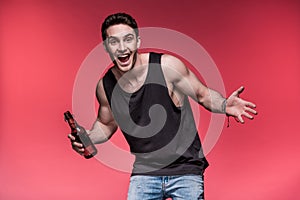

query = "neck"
[{"left": 112, "top": 53, "right": 149, "bottom": 91}]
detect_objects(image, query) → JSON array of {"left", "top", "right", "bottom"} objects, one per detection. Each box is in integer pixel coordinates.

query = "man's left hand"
[{"left": 226, "top": 86, "right": 257, "bottom": 123}]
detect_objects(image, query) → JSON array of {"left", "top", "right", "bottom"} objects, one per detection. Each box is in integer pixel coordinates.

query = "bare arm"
[
  {"left": 89, "top": 79, "right": 118, "bottom": 143},
  {"left": 162, "top": 54, "right": 257, "bottom": 123},
  {"left": 68, "top": 79, "right": 118, "bottom": 154}
]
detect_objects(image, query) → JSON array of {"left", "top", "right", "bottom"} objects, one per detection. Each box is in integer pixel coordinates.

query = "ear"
[
  {"left": 137, "top": 36, "right": 141, "bottom": 49},
  {"left": 103, "top": 42, "right": 108, "bottom": 52}
]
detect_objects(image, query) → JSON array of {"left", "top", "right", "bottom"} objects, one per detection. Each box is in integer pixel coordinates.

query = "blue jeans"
[{"left": 127, "top": 175, "right": 204, "bottom": 200}]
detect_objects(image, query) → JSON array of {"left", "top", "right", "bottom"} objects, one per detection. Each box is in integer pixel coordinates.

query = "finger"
[
  {"left": 86, "top": 130, "right": 91, "bottom": 136},
  {"left": 237, "top": 115, "right": 245, "bottom": 123},
  {"left": 77, "top": 148, "right": 85, "bottom": 153},
  {"left": 71, "top": 143, "right": 85, "bottom": 153},
  {"left": 242, "top": 111, "right": 254, "bottom": 120},
  {"left": 73, "top": 142, "right": 83, "bottom": 148},
  {"left": 234, "top": 117, "right": 240, "bottom": 123},
  {"left": 68, "top": 134, "right": 75, "bottom": 140},
  {"left": 72, "top": 145, "right": 85, "bottom": 153},
  {"left": 246, "top": 101, "right": 256, "bottom": 108},
  {"left": 245, "top": 107, "right": 257, "bottom": 115}
]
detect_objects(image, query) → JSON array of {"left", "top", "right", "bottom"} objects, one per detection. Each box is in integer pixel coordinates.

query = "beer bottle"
[{"left": 64, "top": 111, "right": 97, "bottom": 159}]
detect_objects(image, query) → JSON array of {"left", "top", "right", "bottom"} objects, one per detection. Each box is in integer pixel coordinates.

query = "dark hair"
[{"left": 101, "top": 13, "right": 139, "bottom": 42}]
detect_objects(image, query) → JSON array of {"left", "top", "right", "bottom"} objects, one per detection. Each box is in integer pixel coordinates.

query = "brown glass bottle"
[{"left": 64, "top": 111, "right": 97, "bottom": 159}]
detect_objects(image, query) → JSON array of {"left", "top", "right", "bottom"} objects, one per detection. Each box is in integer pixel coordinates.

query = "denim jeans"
[{"left": 127, "top": 175, "right": 204, "bottom": 200}]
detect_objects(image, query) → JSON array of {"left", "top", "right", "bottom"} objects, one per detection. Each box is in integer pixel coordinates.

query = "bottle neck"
[{"left": 67, "top": 119, "right": 77, "bottom": 131}]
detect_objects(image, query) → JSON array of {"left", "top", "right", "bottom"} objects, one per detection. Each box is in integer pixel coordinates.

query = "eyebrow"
[{"left": 107, "top": 33, "right": 134, "bottom": 40}]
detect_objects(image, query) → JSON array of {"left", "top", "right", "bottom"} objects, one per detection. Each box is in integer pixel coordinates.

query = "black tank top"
[{"left": 103, "top": 52, "right": 208, "bottom": 176}]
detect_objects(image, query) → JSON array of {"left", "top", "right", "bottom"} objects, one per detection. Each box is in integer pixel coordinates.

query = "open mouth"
[{"left": 117, "top": 54, "right": 130, "bottom": 63}]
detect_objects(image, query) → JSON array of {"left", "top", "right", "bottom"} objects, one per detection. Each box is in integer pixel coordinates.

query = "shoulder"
[
  {"left": 96, "top": 78, "right": 105, "bottom": 97},
  {"left": 95, "top": 78, "right": 109, "bottom": 104},
  {"left": 161, "top": 54, "right": 189, "bottom": 82},
  {"left": 161, "top": 54, "right": 184, "bottom": 67},
  {"left": 96, "top": 67, "right": 112, "bottom": 91}
]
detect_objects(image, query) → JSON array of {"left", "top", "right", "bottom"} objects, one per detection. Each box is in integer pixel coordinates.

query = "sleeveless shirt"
[{"left": 102, "top": 52, "right": 208, "bottom": 176}]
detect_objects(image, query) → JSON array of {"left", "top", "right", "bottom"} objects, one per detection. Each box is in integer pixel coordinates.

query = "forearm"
[
  {"left": 200, "top": 88, "right": 227, "bottom": 114},
  {"left": 87, "top": 119, "right": 117, "bottom": 144}
]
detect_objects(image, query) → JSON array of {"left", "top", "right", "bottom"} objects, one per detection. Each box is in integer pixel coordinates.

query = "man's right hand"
[{"left": 68, "top": 134, "right": 85, "bottom": 155}]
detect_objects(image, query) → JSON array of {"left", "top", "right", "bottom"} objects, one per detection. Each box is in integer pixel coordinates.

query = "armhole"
[
  {"left": 159, "top": 54, "right": 187, "bottom": 109},
  {"left": 102, "top": 68, "right": 117, "bottom": 107}
]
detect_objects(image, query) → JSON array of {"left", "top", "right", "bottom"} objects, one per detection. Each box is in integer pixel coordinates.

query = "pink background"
[{"left": 1, "top": 0, "right": 300, "bottom": 199}]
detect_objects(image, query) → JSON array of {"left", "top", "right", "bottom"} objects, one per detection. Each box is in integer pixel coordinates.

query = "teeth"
[{"left": 118, "top": 54, "right": 129, "bottom": 58}]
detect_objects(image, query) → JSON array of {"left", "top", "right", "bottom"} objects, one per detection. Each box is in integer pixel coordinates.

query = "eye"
[
  {"left": 124, "top": 36, "right": 134, "bottom": 43},
  {"left": 108, "top": 39, "right": 118, "bottom": 46}
]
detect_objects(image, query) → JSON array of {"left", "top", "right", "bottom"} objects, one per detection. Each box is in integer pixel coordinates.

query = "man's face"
[{"left": 105, "top": 24, "right": 140, "bottom": 72}]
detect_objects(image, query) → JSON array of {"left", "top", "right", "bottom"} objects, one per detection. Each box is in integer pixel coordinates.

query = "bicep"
[
  {"left": 96, "top": 80, "right": 118, "bottom": 134},
  {"left": 162, "top": 55, "right": 208, "bottom": 103}
]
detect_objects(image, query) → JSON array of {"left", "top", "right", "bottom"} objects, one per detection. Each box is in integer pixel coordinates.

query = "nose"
[{"left": 118, "top": 41, "right": 126, "bottom": 52}]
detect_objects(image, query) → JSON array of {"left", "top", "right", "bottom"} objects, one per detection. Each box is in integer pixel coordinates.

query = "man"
[{"left": 68, "top": 13, "right": 257, "bottom": 200}]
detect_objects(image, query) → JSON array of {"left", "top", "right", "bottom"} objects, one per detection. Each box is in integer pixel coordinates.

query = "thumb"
[{"left": 232, "top": 86, "right": 244, "bottom": 97}]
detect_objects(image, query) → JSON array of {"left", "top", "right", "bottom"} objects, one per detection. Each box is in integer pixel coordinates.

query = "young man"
[{"left": 68, "top": 13, "right": 257, "bottom": 200}]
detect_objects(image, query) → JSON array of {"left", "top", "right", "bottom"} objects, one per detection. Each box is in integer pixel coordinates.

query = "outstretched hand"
[{"left": 226, "top": 86, "right": 257, "bottom": 123}]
